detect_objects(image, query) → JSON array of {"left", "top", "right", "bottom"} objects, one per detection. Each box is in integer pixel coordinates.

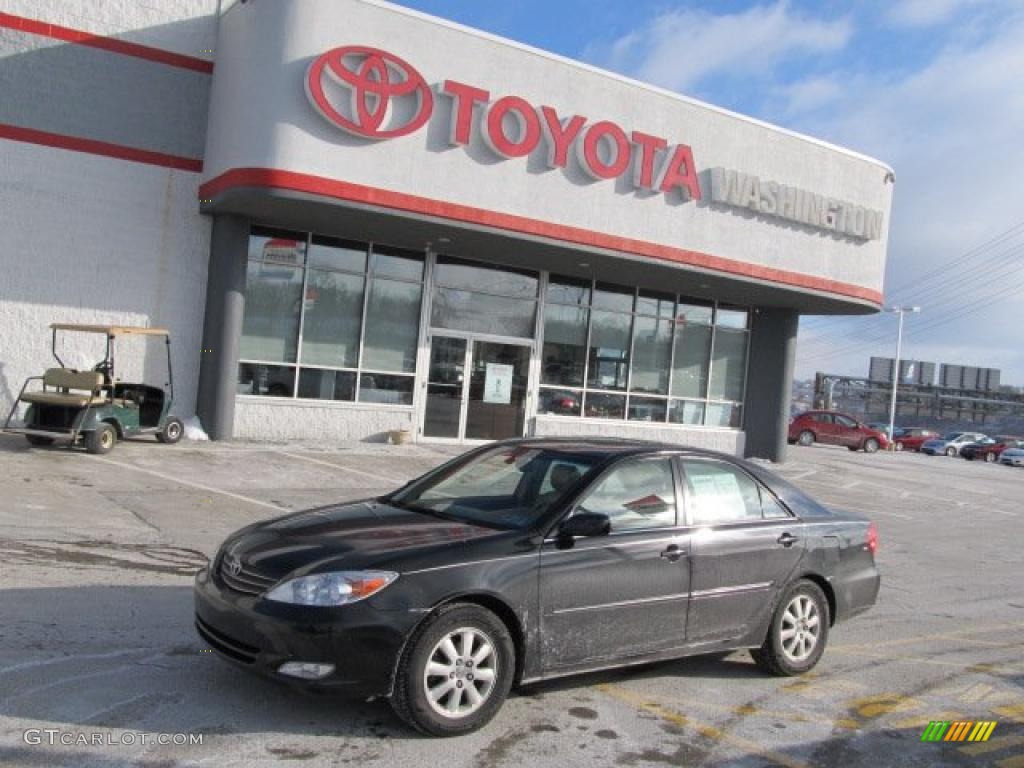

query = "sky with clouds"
[{"left": 395, "top": 0, "right": 1024, "bottom": 385}]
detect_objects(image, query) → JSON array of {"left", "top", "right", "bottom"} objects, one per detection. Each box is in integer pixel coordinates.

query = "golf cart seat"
[{"left": 20, "top": 368, "right": 109, "bottom": 408}]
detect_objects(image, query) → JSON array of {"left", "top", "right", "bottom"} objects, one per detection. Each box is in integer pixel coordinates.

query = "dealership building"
[{"left": 0, "top": 0, "right": 893, "bottom": 460}]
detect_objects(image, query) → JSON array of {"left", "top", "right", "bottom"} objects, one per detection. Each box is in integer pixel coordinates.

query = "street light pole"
[{"left": 886, "top": 305, "right": 921, "bottom": 447}]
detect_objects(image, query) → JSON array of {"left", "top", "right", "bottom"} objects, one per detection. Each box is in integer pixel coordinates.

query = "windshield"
[
  {"left": 943, "top": 432, "right": 964, "bottom": 441},
  {"left": 389, "top": 445, "right": 600, "bottom": 530}
]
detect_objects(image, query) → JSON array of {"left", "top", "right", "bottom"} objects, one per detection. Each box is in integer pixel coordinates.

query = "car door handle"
[
  {"left": 660, "top": 544, "right": 687, "bottom": 562},
  {"left": 777, "top": 532, "right": 799, "bottom": 547}
]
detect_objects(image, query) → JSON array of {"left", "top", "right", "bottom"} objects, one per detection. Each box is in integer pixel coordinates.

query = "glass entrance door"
[{"left": 422, "top": 335, "right": 531, "bottom": 441}]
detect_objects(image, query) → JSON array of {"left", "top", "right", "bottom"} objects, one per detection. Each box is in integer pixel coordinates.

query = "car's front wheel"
[
  {"left": 797, "top": 430, "right": 815, "bottom": 447},
  {"left": 752, "top": 580, "right": 830, "bottom": 676},
  {"left": 391, "top": 603, "right": 515, "bottom": 736},
  {"left": 946, "top": 446, "right": 958, "bottom": 457},
  {"left": 863, "top": 438, "right": 879, "bottom": 453},
  {"left": 894, "top": 441, "right": 904, "bottom": 451}
]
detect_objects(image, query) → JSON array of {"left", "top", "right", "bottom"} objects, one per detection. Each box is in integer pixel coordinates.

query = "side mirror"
[{"left": 559, "top": 511, "right": 611, "bottom": 541}]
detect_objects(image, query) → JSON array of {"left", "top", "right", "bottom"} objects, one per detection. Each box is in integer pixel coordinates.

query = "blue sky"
[{"left": 394, "top": 0, "right": 1024, "bottom": 385}]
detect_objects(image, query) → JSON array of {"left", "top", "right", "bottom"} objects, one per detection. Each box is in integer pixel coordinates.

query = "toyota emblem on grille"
[
  {"left": 305, "top": 45, "right": 434, "bottom": 139},
  {"left": 224, "top": 555, "right": 242, "bottom": 577}
]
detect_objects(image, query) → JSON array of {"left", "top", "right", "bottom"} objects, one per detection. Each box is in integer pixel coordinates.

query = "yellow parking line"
[{"left": 597, "top": 683, "right": 809, "bottom": 768}]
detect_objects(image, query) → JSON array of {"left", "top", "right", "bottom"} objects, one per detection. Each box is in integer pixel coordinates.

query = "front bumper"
[{"left": 193, "top": 566, "right": 418, "bottom": 698}]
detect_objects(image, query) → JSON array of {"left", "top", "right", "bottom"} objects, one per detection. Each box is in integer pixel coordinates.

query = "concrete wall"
[
  {"left": 533, "top": 417, "right": 745, "bottom": 456},
  {"left": 234, "top": 398, "right": 414, "bottom": 442},
  {"left": 202, "top": 0, "right": 893, "bottom": 309},
  {"left": 0, "top": 1, "right": 218, "bottom": 420}
]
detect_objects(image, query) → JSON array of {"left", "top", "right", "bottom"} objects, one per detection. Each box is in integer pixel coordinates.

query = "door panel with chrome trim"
[
  {"left": 680, "top": 459, "right": 805, "bottom": 643},
  {"left": 539, "top": 457, "right": 689, "bottom": 669}
]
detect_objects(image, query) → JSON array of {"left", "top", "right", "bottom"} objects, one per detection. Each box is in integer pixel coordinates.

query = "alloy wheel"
[
  {"left": 422, "top": 627, "right": 498, "bottom": 719},
  {"left": 780, "top": 595, "right": 821, "bottom": 663}
]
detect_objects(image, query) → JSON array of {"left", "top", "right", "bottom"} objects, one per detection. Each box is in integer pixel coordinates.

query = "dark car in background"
[
  {"left": 961, "top": 436, "right": 1024, "bottom": 462},
  {"left": 893, "top": 427, "right": 940, "bottom": 452},
  {"left": 194, "top": 439, "right": 880, "bottom": 736},
  {"left": 788, "top": 410, "right": 889, "bottom": 453}
]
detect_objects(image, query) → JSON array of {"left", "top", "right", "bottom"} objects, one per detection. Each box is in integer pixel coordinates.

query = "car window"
[
  {"left": 761, "top": 490, "right": 793, "bottom": 519},
  {"left": 538, "top": 460, "right": 591, "bottom": 495},
  {"left": 835, "top": 415, "right": 857, "bottom": 428},
  {"left": 578, "top": 458, "right": 677, "bottom": 531},
  {"left": 681, "top": 460, "right": 763, "bottom": 525},
  {"left": 812, "top": 413, "right": 833, "bottom": 424}
]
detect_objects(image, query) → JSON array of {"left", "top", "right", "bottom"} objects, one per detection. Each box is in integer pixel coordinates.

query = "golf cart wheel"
[
  {"left": 86, "top": 423, "right": 117, "bottom": 455},
  {"left": 945, "top": 446, "right": 958, "bottom": 457},
  {"left": 157, "top": 417, "right": 184, "bottom": 445},
  {"left": 25, "top": 435, "right": 54, "bottom": 447}
]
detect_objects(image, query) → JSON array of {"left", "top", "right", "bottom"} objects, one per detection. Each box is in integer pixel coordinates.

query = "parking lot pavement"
[{"left": 0, "top": 434, "right": 1021, "bottom": 768}]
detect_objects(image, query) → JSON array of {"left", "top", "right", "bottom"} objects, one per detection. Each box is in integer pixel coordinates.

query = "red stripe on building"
[
  {"left": 0, "top": 123, "right": 203, "bottom": 173},
  {"left": 199, "top": 167, "right": 883, "bottom": 306},
  {"left": 0, "top": 12, "right": 214, "bottom": 74}
]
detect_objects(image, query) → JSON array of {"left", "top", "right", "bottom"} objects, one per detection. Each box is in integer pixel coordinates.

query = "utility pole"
[{"left": 886, "top": 305, "right": 921, "bottom": 446}]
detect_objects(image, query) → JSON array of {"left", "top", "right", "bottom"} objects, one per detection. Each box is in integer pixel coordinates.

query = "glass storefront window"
[
  {"left": 300, "top": 270, "right": 364, "bottom": 367},
  {"left": 628, "top": 397, "right": 667, "bottom": 422},
  {"left": 706, "top": 402, "right": 743, "bottom": 428},
  {"left": 240, "top": 230, "right": 424, "bottom": 406},
  {"left": 671, "top": 322, "right": 712, "bottom": 398},
  {"left": 587, "top": 310, "right": 631, "bottom": 390},
  {"left": 716, "top": 307, "right": 749, "bottom": 329},
  {"left": 541, "top": 304, "right": 588, "bottom": 387},
  {"left": 677, "top": 302, "right": 713, "bottom": 325},
  {"left": 709, "top": 327, "right": 748, "bottom": 402},
  {"left": 669, "top": 399, "right": 705, "bottom": 425},
  {"left": 298, "top": 368, "right": 356, "bottom": 401},
  {"left": 240, "top": 232, "right": 305, "bottom": 363},
  {"left": 363, "top": 279, "right": 422, "bottom": 372},
  {"left": 538, "top": 387, "right": 582, "bottom": 416},
  {"left": 432, "top": 287, "right": 536, "bottom": 338},
  {"left": 630, "top": 315, "right": 672, "bottom": 394},
  {"left": 434, "top": 257, "right": 538, "bottom": 299},
  {"left": 359, "top": 373, "right": 414, "bottom": 405},
  {"left": 636, "top": 290, "right": 675, "bottom": 318},
  {"left": 585, "top": 392, "right": 626, "bottom": 419},
  {"left": 592, "top": 282, "right": 634, "bottom": 313},
  {"left": 238, "top": 363, "right": 295, "bottom": 397},
  {"left": 547, "top": 276, "right": 591, "bottom": 306}
]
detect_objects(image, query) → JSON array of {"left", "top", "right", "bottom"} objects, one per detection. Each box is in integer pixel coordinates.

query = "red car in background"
[
  {"left": 961, "top": 436, "right": 1024, "bottom": 463},
  {"left": 893, "top": 427, "right": 940, "bottom": 452},
  {"left": 789, "top": 410, "right": 889, "bottom": 453}
]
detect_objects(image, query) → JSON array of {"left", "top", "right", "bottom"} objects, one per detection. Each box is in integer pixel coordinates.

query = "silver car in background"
[
  {"left": 921, "top": 432, "right": 988, "bottom": 457},
  {"left": 999, "top": 447, "right": 1024, "bottom": 467}
]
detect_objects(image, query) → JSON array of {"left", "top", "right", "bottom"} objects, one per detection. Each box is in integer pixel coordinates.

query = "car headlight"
[{"left": 264, "top": 571, "right": 399, "bottom": 606}]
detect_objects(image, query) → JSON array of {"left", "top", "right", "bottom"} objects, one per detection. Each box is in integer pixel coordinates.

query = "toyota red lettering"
[{"left": 306, "top": 46, "right": 701, "bottom": 203}]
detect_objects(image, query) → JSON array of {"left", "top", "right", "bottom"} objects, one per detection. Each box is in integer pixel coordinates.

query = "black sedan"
[{"left": 194, "top": 438, "right": 880, "bottom": 736}]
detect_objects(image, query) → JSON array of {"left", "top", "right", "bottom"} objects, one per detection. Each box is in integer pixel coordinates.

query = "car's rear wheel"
[
  {"left": 157, "top": 416, "right": 184, "bottom": 444},
  {"left": 894, "top": 441, "right": 904, "bottom": 451},
  {"left": 752, "top": 580, "right": 829, "bottom": 676},
  {"left": 863, "top": 438, "right": 879, "bottom": 454},
  {"left": 25, "top": 435, "right": 54, "bottom": 447},
  {"left": 985, "top": 452, "right": 997, "bottom": 463},
  {"left": 797, "top": 430, "right": 815, "bottom": 447},
  {"left": 85, "top": 423, "right": 117, "bottom": 455},
  {"left": 946, "top": 446, "right": 958, "bottom": 457},
  {"left": 391, "top": 603, "right": 515, "bottom": 736}
]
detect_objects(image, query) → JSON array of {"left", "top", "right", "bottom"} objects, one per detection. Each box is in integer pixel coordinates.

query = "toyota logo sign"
[
  {"left": 306, "top": 46, "right": 434, "bottom": 139},
  {"left": 224, "top": 554, "right": 242, "bottom": 578}
]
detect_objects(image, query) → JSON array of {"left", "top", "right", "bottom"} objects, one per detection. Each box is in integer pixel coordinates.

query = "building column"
[
  {"left": 197, "top": 214, "right": 249, "bottom": 440},
  {"left": 743, "top": 307, "right": 799, "bottom": 463}
]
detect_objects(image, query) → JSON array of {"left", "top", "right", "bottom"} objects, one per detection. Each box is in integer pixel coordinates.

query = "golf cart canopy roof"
[{"left": 50, "top": 324, "right": 170, "bottom": 337}]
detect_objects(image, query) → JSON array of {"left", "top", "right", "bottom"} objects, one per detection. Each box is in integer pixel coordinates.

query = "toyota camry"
[{"left": 194, "top": 438, "right": 880, "bottom": 736}]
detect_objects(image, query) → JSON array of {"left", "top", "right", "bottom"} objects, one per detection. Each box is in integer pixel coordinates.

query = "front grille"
[
  {"left": 218, "top": 557, "right": 278, "bottom": 596},
  {"left": 195, "top": 615, "right": 259, "bottom": 664}
]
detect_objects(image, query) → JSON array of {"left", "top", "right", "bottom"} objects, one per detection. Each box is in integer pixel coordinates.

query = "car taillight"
[{"left": 866, "top": 522, "right": 878, "bottom": 554}]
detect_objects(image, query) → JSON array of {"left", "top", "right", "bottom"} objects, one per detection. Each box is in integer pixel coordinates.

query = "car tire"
[
  {"left": 894, "top": 441, "right": 904, "bottom": 452},
  {"left": 752, "top": 579, "right": 830, "bottom": 677},
  {"left": 157, "top": 417, "right": 184, "bottom": 444},
  {"left": 85, "top": 423, "right": 117, "bottom": 455},
  {"left": 985, "top": 452, "right": 997, "bottom": 463},
  {"left": 946, "top": 446, "right": 958, "bottom": 457},
  {"left": 390, "top": 603, "right": 515, "bottom": 737},
  {"left": 863, "top": 438, "right": 879, "bottom": 454},
  {"left": 797, "top": 430, "right": 815, "bottom": 447},
  {"left": 25, "top": 435, "right": 54, "bottom": 447}
]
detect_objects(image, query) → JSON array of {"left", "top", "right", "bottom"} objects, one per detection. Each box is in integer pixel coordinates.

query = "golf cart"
[{"left": 3, "top": 324, "right": 183, "bottom": 454}]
